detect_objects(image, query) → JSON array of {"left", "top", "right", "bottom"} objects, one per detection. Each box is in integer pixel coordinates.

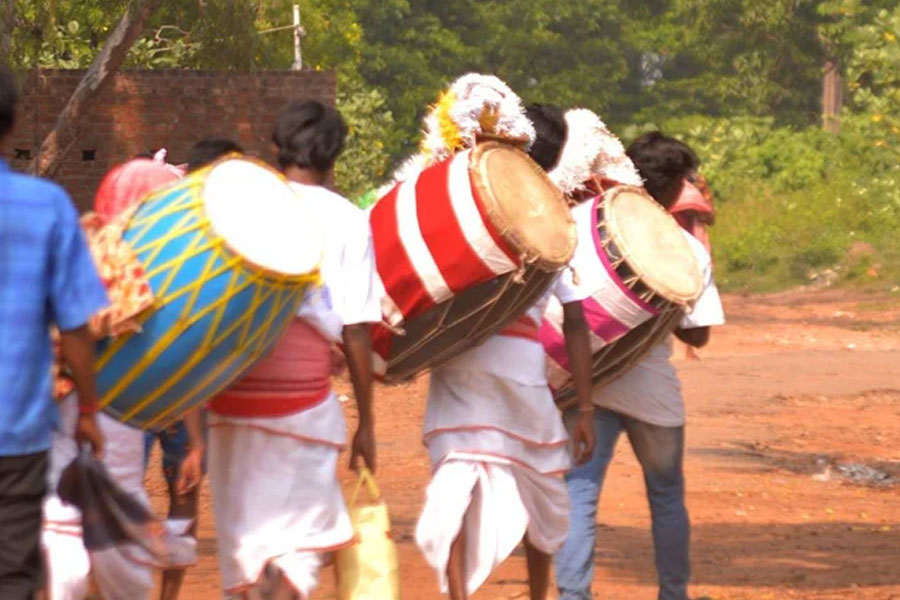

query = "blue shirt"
[{"left": 0, "top": 160, "right": 108, "bottom": 456}]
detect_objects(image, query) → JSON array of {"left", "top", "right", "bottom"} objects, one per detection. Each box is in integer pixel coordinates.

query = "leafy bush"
[{"left": 620, "top": 114, "right": 900, "bottom": 292}]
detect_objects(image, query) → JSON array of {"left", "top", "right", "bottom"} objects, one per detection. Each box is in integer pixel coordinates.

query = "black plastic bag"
[{"left": 57, "top": 450, "right": 194, "bottom": 565}]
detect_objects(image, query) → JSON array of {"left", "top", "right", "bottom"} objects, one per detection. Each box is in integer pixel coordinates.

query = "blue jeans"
[
  {"left": 554, "top": 409, "right": 690, "bottom": 600},
  {"left": 143, "top": 416, "right": 207, "bottom": 490}
]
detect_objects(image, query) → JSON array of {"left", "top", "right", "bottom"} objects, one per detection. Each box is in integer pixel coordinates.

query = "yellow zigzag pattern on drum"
[{"left": 96, "top": 179, "right": 320, "bottom": 429}]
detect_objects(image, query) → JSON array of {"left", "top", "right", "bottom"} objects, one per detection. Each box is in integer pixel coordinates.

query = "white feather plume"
[
  {"left": 440, "top": 73, "right": 534, "bottom": 154},
  {"left": 387, "top": 72, "right": 535, "bottom": 187},
  {"left": 548, "top": 108, "right": 642, "bottom": 195}
]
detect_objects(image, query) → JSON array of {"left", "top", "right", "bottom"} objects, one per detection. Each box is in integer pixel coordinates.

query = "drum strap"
[{"left": 498, "top": 315, "right": 540, "bottom": 342}]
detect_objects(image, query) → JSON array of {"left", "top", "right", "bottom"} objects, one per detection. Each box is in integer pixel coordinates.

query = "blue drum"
[{"left": 96, "top": 158, "right": 322, "bottom": 429}]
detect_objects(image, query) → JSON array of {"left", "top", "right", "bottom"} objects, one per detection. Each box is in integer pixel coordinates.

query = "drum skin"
[{"left": 95, "top": 160, "right": 319, "bottom": 429}]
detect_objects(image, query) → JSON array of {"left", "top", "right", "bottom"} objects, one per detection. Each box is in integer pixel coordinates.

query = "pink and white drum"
[
  {"left": 544, "top": 186, "right": 704, "bottom": 407},
  {"left": 370, "top": 142, "right": 576, "bottom": 381}
]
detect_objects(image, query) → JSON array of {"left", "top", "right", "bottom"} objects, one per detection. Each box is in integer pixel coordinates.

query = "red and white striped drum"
[
  {"left": 370, "top": 141, "right": 576, "bottom": 381},
  {"left": 543, "top": 187, "right": 704, "bottom": 407}
]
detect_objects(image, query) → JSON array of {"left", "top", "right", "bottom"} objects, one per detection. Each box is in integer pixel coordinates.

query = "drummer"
[
  {"left": 41, "top": 152, "right": 199, "bottom": 600},
  {"left": 143, "top": 137, "right": 244, "bottom": 600},
  {"left": 549, "top": 131, "right": 726, "bottom": 600},
  {"left": 412, "top": 74, "right": 596, "bottom": 600},
  {"left": 205, "top": 100, "right": 380, "bottom": 599}
]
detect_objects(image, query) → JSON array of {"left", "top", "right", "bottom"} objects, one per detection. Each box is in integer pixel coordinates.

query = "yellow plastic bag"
[{"left": 335, "top": 468, "right": 400, "bottom": 600}]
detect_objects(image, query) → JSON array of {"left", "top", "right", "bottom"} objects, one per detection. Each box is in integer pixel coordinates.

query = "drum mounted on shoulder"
[
  {"left": 544, "top": 186, "right": 704, "bottom": 408},
  {"left": 370, "top": 142, "right": 576, "bottom": 382},
  {"left": 96, "top": 158, "right": 323, "bottom": 429}
]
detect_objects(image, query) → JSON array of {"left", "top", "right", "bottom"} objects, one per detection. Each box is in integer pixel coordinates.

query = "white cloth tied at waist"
[
  {"left": 415, "top": 453, "right": 570, "bottom": 596},
  {"left": 208, "top": 389, "right": 347, "bottom": 448},
  {"left": 424, "top": 366, "right": 572, "bottom": 475},
  {"left": 43, "top": 395, "right": 195, "bottom": 600},
  {"left": 208, "top": 392, "right": 352, "bottom": 595}
]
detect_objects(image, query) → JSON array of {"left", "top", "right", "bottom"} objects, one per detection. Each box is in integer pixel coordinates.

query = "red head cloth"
[
  {"left": 669, "top": 178, "right": 714, "bottom": 253},
  {"left": 94, "top": 151, "right": 184, "bottom": 222}
]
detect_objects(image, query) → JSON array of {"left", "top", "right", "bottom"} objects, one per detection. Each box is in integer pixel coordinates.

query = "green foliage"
[
  {"left": 642, "top": 113, "right": 900, "bottom": 291},
  {"left": 9, "top": 0, "right": 900, "bottom": 291},
  {"left": 621, "top": 0, "right": 828, "bottom": 127},
  {"left": 350, "top": 0, "right": 634, "bottom": 161},
  {"left": 334, "top": 75, "right": 394, "bottom": 202}
]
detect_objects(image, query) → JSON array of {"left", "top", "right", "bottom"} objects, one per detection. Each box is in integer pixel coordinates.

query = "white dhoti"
[
  {"left": 42, "top": 395, "right": 194, "bottom": 600},
  {"left": 415, "top": 359, "right": 574, "bottom": 596},
  {"left": 208, "top": 393, "right": 353, "bottom": 597},
  {"left": 416, "top": 453, "right": 570, "bottom": 595}
]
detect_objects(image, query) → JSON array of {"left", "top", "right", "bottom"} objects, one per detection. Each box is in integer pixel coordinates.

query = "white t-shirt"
[
  {"left": 591, "top": 233, "right": 725, "bottom": 426},
  {"left": 436, "top": 267, "right": 591, "bottom": 386},
  {"left": 289, "top": 182, "right": 383, "bottom": 342}
]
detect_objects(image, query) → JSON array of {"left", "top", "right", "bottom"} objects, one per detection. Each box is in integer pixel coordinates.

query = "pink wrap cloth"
[
  {"left": 53, "top": 153, "right": 182, "bottom": 400},
  {"left": 94, "top": 150, "right": 185, "bottom": 222},
  {"left": 669, "top": 174, "right": 715, "bottom": 253},
  {"left": 86, "top": 151, "right": 184, "bottom": 336},
  {"left": 208, "top": 319, "right": 333, "bottom": 418}
]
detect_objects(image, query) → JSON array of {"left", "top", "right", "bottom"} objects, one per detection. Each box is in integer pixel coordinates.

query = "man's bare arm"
[{"left": 58, "top": 325, "right": 104, "bottom": 457}]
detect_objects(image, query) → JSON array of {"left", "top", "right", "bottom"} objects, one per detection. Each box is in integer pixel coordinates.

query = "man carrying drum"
[
  {"left": 42, "top": 151, "right": 201, "bottom": 600},
  {"left": 410, "top": 74, "right": 597, "bottom": 600},
  {"left": 205, "top": 100, "right": 379, "bottom": 599},
  {"left": 550, "top": 130, "right": 726, "bottom": 600},
  {"left": 143, "top": 138, "right": 245, "bottom": 600}
]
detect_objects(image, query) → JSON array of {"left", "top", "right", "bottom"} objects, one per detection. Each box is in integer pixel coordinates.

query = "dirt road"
[{"left": 148, "top": 288, "right": 900, "bottom": 599}]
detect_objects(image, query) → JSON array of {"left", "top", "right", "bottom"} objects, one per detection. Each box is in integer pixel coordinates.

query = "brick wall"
[{"left": 5, "top": 69, "right": 335, "bottom": 211}]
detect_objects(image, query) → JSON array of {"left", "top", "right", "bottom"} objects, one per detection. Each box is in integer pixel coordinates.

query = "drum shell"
[
  {"left": 375, "top": 265, "right": 559, "bottom": 382},
  {"left": 370, "top": 143, "right": 574, "bottom": 381},
  {"left": 96, "top": 163, "right": 316, "bottom": 429},
  {"left": 545, "top": 191, "right": 701, "bottom": 406}
]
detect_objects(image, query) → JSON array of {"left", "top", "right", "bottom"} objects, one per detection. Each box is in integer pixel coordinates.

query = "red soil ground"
[{"left": 145, "top": 288, "right": 900, "bottom": 599}]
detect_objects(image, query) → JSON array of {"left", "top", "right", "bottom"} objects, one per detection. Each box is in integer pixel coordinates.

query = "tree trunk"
[
  {"left": 28, "top": 0, "right": 163, "bottom": 177},
  {"left": 0, "top": 0, "right": 14, "bottom": 61},
  {"left": 822, "top": 58, "right": 843, "bottom": 134}
]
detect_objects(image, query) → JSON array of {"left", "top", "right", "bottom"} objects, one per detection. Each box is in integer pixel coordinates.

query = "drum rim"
[
  {"left": 199, "top": 155, "right": 324, "bottom": 281},
  {"left": 470, "top": 141, "right": 576, "bottom": 271},
  {"left": 601, "top": 185, "right": 703, "bottom": 306}
]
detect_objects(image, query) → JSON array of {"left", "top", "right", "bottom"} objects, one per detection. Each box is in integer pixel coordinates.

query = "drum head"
[
  {"left": 604, "top": 186, "right": 703, "bottom": 305},
  {"left": 471, "top": 142, "right": 575, "bottom": 270},
  {"left": 203, "top": 158, "right": 323, "bottom": 276}
]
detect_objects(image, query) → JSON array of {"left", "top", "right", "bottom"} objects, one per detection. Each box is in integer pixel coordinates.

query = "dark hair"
[
  {"left": 525, "top": 103, "right": 567, "bottom": 171},
  {"left": 273, "top": 100, "right": 347, "bottom": 172},
  {"left": 0, "top": 66, "right": 19, "bottom": 140},
  {"left": 626, "top": 131, "right": 699, "bottom": 209},
  {"left": 187, "top": 138, "right": 244, "bottom": 172}
]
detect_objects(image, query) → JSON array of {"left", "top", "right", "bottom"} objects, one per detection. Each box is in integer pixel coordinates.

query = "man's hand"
[
  {"left": 572, "top": 411, "right": 596, "bottom": 465},
  {"left": 349, "top": 422, "right": 376, "bottom": 474},
  {"left": 75, "top": 414, "right": 104, "bottom": 458},
  {"left": 176, "top": 447, "right": 204, "bottom": 495},
  {"left": 330, "top": 347, "right": 347, "bottom": 376}
]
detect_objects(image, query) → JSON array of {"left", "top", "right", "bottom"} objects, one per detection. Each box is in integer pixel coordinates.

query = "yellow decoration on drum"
[{"left": 432, "top": 89, "right": 464, "bottom": 154}]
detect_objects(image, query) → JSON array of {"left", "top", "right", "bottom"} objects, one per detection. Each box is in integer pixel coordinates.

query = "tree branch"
[
  {"left": 0, "top": 0, "right": 14, "bottom": 62},
  {"left": 28, "top": 0, "right": 163, "bottom": 177}
]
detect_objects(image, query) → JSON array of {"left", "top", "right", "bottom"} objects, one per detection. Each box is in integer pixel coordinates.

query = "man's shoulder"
[
  {"left": 290, "top": 182, "right": 364, "bottom": 222},
  {"left": 2, "top": 170, "right": 72, "bottom": 210},
  {"left": 4, "top": 169, "right": 68, "bottom": 197},
  {"left": 681, "top": 230, "right": 711, "bottom": 261},
  {"left": 321, "top": 187, "right": 364, "bottom": 216}
]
